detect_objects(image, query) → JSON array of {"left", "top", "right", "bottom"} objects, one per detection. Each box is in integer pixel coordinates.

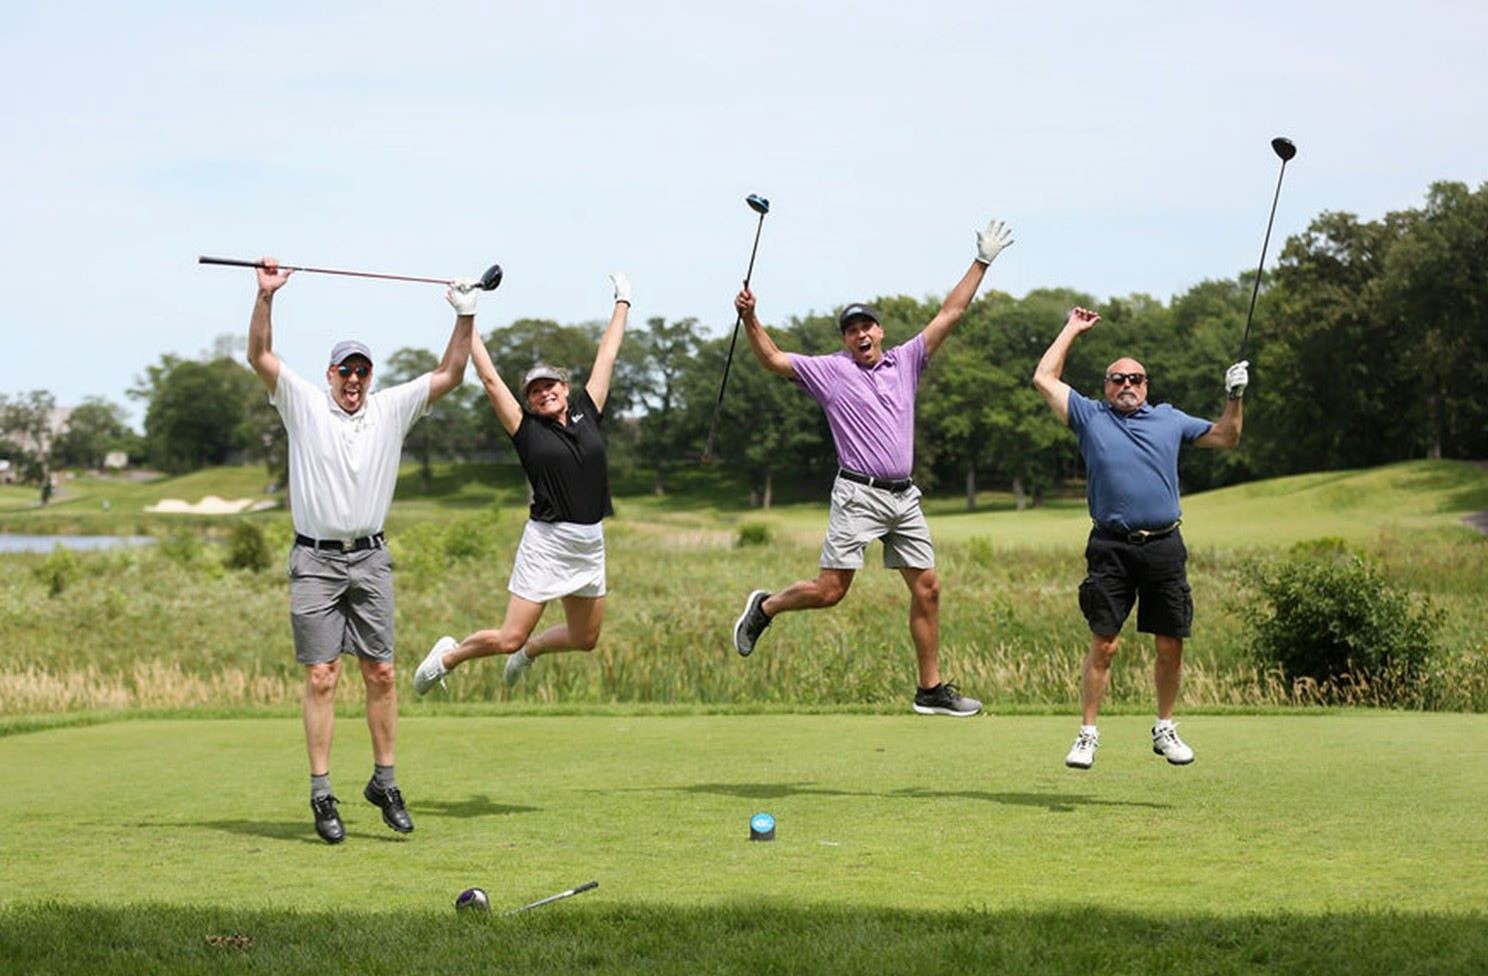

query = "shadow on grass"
[
  {"left": 660, "top": 782, "right": 1171, "bottom": 812},
  {"left": 418, "top": 795, "right": 541, "bottom": 820},
  {"left": 135, "top": 820, "right": 411, "bottom": 846},
  {"left": 2, "top": 902, "right": 1483, "bottom": 976}
]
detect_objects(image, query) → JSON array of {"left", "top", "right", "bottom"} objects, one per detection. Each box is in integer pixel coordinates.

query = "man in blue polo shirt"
[{"left": 1033, "top": 306, "right": 1246, "bottom": 769}]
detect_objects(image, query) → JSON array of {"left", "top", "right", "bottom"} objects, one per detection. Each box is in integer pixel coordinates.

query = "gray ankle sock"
[
  {"left": 373, "top": 764, "right": 396, "bottom": 791},
  {"left": 310, "top": 773, "right": 332, "bottom": 799}
]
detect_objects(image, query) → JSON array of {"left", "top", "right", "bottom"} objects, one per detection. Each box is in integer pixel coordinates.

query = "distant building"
[
  {"left": 0, "top": 459, "right": 12, "bottom": 484},
  {"left": 103, "top": 451, "right": 128, "bottom": 470}
]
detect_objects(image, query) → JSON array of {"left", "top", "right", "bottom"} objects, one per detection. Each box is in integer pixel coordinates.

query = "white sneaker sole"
[
  {"left": 1154, "top": 749, "right": 1195, "bottom": 766},
  {"left": 912, "top": 703, "right": 981, "bottom": 717}
]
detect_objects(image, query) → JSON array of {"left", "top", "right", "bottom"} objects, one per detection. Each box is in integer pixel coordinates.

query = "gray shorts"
[
  {"left": 288, "top": 545, "right": 395, "bottom": 664},
  {"left": 820, "top": 475, "right": 935, "bottom": 570}
]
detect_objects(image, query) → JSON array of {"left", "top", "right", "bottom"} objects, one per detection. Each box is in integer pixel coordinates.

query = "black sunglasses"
[
  {"left": 336, "top": 364, "right": 370, "bottom": 378},
  {"left": 1105, "top": 372, "right": 1147, "bottom": 386}
]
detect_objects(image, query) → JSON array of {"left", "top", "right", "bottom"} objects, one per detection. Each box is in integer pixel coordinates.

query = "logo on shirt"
[{"left": 570, "top": 412, "right": 585, "bottom": 423}]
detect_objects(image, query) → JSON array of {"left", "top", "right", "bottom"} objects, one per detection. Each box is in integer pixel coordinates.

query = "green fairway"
[
  {"left": 2, "top": 714, "right": 1484, "bottom": 973},
  {"left": 698, "top": 459, "right": 1488, "bottom": 550}
]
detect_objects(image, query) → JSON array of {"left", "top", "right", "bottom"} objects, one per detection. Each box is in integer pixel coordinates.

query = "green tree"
[
  {"left": 381, "top": 346, "right": 476, "bottom": 494},
  {"left": 53, "top": 397, "right": 141, "bottom": 470},
  {"left": 1377, "top": 180, "right": 1488, "bottom": 460},
  {"left": 0, "top": 390, "right": 60, "bottom": 504},
  {"left": 131, "top": 356, "right": 260, "bottom": 473},
  {"left": 633, "top": 316, "right": 702, "bottom": 494},
  {"left": 1252, "top": 209, "right": 1416, "bottom": 475}
]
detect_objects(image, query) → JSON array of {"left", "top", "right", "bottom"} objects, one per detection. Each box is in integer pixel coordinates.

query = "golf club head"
[
  {"left": 746, "top": 194, "right": 770, "bottom": 215},
  {"left": 1270, "top": 137, "right": 1297, "bottom": 162},
  {"left": 479, "top": 264, "right": 504, "bottom": 291}
]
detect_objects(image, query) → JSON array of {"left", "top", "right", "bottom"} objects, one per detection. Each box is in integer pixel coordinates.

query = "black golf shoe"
[
  {"left": 364, "top": 780, "right": 414, "bottom": 833},
  {"left": 311, "top": 794, "right": 345, "bottom": 844},
  {"left": 732, "top": 590, "right": 773, "bottom": 657}
]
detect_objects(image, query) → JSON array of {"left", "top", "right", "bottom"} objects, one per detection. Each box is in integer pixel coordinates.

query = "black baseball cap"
[{"left": 838, "top": 303, "right": 881, "bottom": 332}]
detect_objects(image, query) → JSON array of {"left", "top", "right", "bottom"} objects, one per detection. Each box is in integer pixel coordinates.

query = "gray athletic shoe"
[
  {"left": 504, "top": 648, "right": 532, "bottom": 686},
  {"left": 414, "top": 636, "right": 455, "bottom": 696},
  {"left": 913, "top": 681, "right": 982, "bottom": 717},
  {"left": 732, "top": 590, "right": 773, "bottom": 657}
]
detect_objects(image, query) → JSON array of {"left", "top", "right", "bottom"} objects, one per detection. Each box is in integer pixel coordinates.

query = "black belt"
[
  {"left": 838, "top": 468, "right": 914, "bottom": 493},
  {"left": 1093, "top": 520, "right": 1181, "bottom": 545},
  {"left": 295, "top": 532, "right": 386, "bottom": 553}
]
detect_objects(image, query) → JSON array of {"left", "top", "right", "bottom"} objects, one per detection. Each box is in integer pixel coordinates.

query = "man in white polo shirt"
[{"left": 247, "top": 257, "right": 475, "bottom": 844}]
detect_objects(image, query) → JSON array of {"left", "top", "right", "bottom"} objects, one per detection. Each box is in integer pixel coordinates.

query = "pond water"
[{"left": 0, "top": 535, "right": 156, "bottom": 554}]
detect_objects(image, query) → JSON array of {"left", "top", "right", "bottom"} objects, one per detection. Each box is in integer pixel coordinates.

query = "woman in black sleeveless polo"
[{"left": 414, "top": 273, "right": 630, "bottom": 695}]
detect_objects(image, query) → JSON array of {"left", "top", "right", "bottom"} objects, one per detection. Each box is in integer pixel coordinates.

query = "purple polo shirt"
[{"left": 787, "top": 332, "right": 928, "bottom": 480}]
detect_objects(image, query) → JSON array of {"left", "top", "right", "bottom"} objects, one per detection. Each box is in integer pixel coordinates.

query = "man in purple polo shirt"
[
  {"left": 729, "top": 218, "right": 1013, "bottom": 717},
  {"left": 1033, "top": 306, "right": 1246, "bottom": 770}
]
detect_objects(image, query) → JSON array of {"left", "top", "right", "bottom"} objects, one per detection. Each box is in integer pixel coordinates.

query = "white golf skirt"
[{"left": 508, "top": 519, "right": 607, "bottom": 603}]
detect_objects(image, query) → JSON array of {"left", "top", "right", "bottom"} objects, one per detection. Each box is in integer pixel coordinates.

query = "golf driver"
[
  {"left": 701, "top": 193, "right": 771, "bottom": 464},
  {"left": 505, "top": 880, "right": 599, "bottom": 915},
  {"left": 198, "top": 255, "right": 504, "bottom": 292},
  {"left": 1236, "top": 136, "right": 1296, "bottom": 362}
]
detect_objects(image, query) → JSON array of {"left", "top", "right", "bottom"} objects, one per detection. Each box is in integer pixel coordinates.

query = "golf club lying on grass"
[
  {"left": 701, "top": 193, "right": 770, "bottom": 465},
  {"left": 505, "top": 880, "right": 599, "bottom": 915},
  {"left": 1237, "top": 136, "right": 1296, "bottom": 362},
  {"left": 198, "top": 255, "right": 504, "bottom": 292}
]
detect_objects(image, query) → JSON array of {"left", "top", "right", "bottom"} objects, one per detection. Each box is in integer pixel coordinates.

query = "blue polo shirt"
[{"left": 1066, "top": 391, "right": 1213, "bottom": 533}]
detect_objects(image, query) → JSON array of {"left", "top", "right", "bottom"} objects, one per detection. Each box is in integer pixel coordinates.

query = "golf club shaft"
[
  {"left": 1237, "top": 159, "right": 1290, "bottom": 362},
  {"left": 507, "top": 880, "right": 599, "bottom": 915},
  {"left": 702, "top": 213, "right": 767, "bottom": 463},
  {"left": 198, "top": 255, "right": 453, "bottom": 287}
]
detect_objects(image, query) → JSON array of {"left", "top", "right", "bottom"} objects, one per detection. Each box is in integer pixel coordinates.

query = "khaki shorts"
[
  {"left": 820, "top": 475, "right": 935, "bottom": 570},
  {"left": 288, "top": 545, "right": 395, "bottom": 664}
]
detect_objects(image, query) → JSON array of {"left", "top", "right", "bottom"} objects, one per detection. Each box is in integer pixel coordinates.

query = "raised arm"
[
  {"left": 1033, "top": 306, "right": 1100, "bottom": 426},
  {"left": 1195, "top": 361, "right": 1247, "bottom": 449},
  {"left": 922, "top": 219, "right": 1013, "bottom": 357},
  {"left": 246, "top": 258, "right": 292, "bottom": 392},
  {"left": 468, "top": 323, "right": 523, "bottom": 437},
  {"left": 585, "top": 273, "right": 631, "bottom": 413},
  {"left": 735, "top": 287, "right": 795, "bottom": 378},
  {"left": 427, "top": 282, "right": 477, "bottom": 404}
]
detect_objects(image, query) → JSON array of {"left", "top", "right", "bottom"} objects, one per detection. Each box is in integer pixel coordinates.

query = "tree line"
[{"left": 4, "top": 180, "right": 1484, "bottom": 507}]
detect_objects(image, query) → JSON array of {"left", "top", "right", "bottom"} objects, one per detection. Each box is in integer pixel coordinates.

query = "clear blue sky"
[{"left": 3, "top": 1, "right": 1485, "bottom": 425}]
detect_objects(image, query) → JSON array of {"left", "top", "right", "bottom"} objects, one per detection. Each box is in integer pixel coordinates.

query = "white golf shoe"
[
  {"left": 414, "top": 636, "right": 455, "bottom": 696},
  {"left": 1065, "top": 728, "right": 1099, "bottom": 769},
  {"left": 504, "top": 647, "right": 533, "bottom": 686},
  {"left": 1152, "top": 721, "right": 1195, "bottom": 765}
]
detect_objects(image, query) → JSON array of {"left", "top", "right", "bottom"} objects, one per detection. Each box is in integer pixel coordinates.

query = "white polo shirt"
[{"left": 270, "top": 363, "right": 430, "bottom": 540}]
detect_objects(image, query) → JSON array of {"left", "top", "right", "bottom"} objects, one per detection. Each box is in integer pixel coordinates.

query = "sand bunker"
[{"left": 144, "top": 496, "right": 278, "bottom": 515}]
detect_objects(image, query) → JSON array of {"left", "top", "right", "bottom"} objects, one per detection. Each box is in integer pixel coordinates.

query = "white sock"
[
  {"left": 1080, "top": 725, "right": 1098, "bottom": 737},
  {"left": 1154, "top": 717, "right": 1175, "bottom": 732}
]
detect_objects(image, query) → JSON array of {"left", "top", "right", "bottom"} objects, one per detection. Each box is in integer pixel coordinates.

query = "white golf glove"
[
  {"left": 609, "top": 271, "right": 631, "bottom": 305},
  {"left": 446, "top": 279, "right": 478, "bottom": 316},
  {"left": 974, "top": 219, "right": 1014, "bottom": 265},
  {"left": 1225, "top": 360, "right": 1249, "bottom": 399}
]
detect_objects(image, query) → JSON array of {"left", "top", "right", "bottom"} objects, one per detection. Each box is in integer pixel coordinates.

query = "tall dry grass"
[{"left": 2, "top": 510, "right": 1486, "bottom": 714}]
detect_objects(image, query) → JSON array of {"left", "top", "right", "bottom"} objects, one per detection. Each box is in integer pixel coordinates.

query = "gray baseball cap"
[
  {"left": 522, "top": 364, "right": 569, "bottom": 391},
  {"left": 838, "top": 303, "right": 881, "bottom": 332},
  {"left": 328, "top": 339, "right": 374, "bottom": 365}
]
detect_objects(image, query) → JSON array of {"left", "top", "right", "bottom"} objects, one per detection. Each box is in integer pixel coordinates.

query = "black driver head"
[
  {"left": 479, "top": 264, "right": 503, "bottom": 291},
  {"left": 1270, "top": 137, "right": 1297, "bottom": 162},
  {"left": 746, "top": 194, "right": 770, "bottom": 215}
]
